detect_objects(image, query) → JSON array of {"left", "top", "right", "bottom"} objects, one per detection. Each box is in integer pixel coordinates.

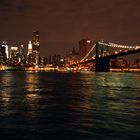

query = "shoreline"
[
  {"left": 110, "top": 68, "right": 140, "bottom": 72},
  {"left": 0, "top": 67, "right": 140, "bottom": 73}
]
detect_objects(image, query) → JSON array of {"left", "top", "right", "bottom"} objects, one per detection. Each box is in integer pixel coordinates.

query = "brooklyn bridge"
[{"left": 71, "top": 41, "right": 140, "bottom": 72}]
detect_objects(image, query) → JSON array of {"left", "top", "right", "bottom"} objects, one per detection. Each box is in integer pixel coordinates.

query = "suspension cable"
[
  {"left": 80, "top": 44, "right": 96, "bottom": 62},
  {"left": 99, "top": 42, "right": 136, "bottom": 49}
]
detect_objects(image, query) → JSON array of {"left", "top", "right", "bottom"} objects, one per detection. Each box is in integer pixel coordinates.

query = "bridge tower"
[{"left": 95, "top": 42, "right": 110, "bottom": 72}]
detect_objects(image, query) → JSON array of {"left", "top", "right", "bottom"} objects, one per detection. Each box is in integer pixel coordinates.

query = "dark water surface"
[{"left": 0, "top": 72, "right": 140, "bottom": 140}]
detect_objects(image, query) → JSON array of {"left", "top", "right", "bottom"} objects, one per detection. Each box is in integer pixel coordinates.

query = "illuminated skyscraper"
[
  {"left": 78, "top": 39, "right": 92, "bottom": 61},
  {"left": 28, "top": 41, "right": 32, "bottom": 55},
  {"left": 32, "top": 30, "right": 40, "bottom": 66},
  {"left": 0, "top": 44, "right": 7, "bottom": 64},
  {"left": 1, "top": 41, "right": 9, "bottom": 59},
  {"left": 19, "top": 44, "right": 24, "bottom": 55},
  {"left": 9, "top": 47, "right": 19, "bottom": 65},
  {"left": 27, "top": 41, "right": 33, "bottom": 66},
  {"left": 18, "top": 45, "right": 24, "bottom": 65}
]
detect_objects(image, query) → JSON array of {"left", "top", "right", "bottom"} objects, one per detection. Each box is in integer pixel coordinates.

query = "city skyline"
[
  {"left": 0, "top": 0, "right": 140, "bottom": 56},
  {"left": 0, "top": 1, "right": 140, "bottom": 139}
]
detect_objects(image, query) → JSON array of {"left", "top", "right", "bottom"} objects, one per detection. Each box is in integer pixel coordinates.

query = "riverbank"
[
  {"left": 1, "top": 65, "right": 140, "bottom": 72},
  {"left": 110, "top": 68, "right": 140, "bottom": 72}
]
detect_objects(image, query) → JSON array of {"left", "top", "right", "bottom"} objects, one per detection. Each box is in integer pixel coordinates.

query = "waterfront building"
[
  {"left": 65, "top": 47, "right": 79, "bottom": 66},
  {"left": 18, "top": 45, "right": 24, "bottom": 65},
  {"left": 27, "top": 41, "right": 34, "bottom": 66},
  {"left": 78, "top": 39, "right": 93, "bottom": 61},
  {"left": 52, "top": 55, "right": 60, "bottom": 66},
  {"left": 32, "top": 30, "right": 40, "bottom": 66},
  {"left": 9, "top": 46, "right": 19, "bottom": 65},
  {"left": 0, "top": 44, "right": 7, "bottom": 64},
  {"left": 28, "top": 41, "right": 32, "bottom": 55},
  {"left": 1, "top": 41, "right": 9, "bottom": 59},
  {"left": 39, "top": 56, "right": 48, "bottom": 66},
  {"left": 48, "top": 55, "right": 52, "bottom": 64},
  {"left": 27, "top": 53, "right": 34, "bottom": 66}
]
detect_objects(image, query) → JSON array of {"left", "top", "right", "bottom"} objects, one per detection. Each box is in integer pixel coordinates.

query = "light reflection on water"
[{"left": 0, "top": 71, "right": 140, "bottom": 140}]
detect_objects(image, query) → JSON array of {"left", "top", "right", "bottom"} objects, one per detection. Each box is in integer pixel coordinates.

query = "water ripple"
[{"left": 0, "top": 72, "right": 140, "bottom": 140}]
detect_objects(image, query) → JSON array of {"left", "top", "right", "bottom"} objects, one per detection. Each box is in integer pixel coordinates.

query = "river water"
[{"left": 0, "top": 71, "right": 140, "bottom": 140}]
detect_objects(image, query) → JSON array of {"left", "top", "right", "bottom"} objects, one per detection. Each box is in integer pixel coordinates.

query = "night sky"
[{"left": 0, "top": 0, "right": 140, "bottom": 56}]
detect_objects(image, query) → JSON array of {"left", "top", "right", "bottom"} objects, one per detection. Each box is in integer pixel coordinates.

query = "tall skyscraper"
[
  {"left": 19, "top": 44, "right": 24, "bottom": 55},
  {"left": 18, "top": 45, "right": 24, "bottom": 65},
  {"left": 27, "top": 41, "right": 33, "bottom": 66},
  {"left": 0, "top": 44, "right": 7, "bottom": 64},
  {"left": 78, "top": 39, "right": 92, "bottom": 61},
  {"left": 1, "top": 41, "right": 9, "bottom": 59},
  {"left": 28, "top": 41, "right": 32, "bottom": 55},
  {"left": 9, "top": 47, "right": 19, "bottom": 65},
  {"left": 32, "top": 30, "right": 40, "bottom": 66}
]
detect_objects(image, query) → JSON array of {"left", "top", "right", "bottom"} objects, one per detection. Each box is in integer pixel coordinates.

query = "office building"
[
  {"left": 1, "top": 41, "right": 9, "bottom": 59},
  {"left": 28, "top": 41, "right": 32, "bottom": 55},
  {"left": 0, "top": 44, "right": 7, "bottom": 64},
  {"left": 32, "top": 30, "right": 40, "bottom": 66},
  {"left": 9, "top": 47, "right": 19, "bottom": 65},
  {"left": 78, "top": 39, "right": 92, "bottom": 61}
]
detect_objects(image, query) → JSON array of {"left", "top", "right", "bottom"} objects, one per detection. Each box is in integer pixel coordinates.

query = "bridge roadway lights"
[{"left": 95, "top": 57, "right": 110, "bottom": 72}]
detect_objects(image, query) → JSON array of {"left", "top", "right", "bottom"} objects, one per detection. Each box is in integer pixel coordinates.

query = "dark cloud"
[{"left": 0, "top": 0, "right": 140, "bottom": 56}]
